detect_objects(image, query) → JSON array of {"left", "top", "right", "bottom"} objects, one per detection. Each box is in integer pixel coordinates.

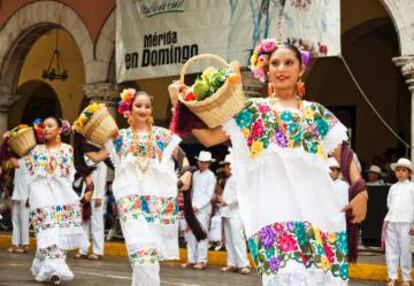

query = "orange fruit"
[{"left": 228, "top": 74, "right": 241, "bottom": 84}]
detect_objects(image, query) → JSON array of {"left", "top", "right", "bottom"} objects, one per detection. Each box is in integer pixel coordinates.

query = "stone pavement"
[{"left": 0, "top": 249, "right": 385, "bottom": 286}]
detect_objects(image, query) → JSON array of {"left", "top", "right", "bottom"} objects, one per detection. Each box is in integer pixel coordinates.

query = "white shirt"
[
  {"left": 12, "top": 168, "right": 28, "bottom": 201},
  {"left": 332, "top": 178, "right": 349, "bottom": 208},
  {"left": 84, "top": 158, "right": 108, "bottom": 200},
  {"left": 367, "top": 180, "right": 386, "bottom": 187},
  {"left": 221, "top": 175, "right": 240, "bottom": 218},
  {"left": 191, "top": 169, "right": 216, "bottom": 212},
  {"left": 385, "top": 180, "right": 414, "bottom": 223}
]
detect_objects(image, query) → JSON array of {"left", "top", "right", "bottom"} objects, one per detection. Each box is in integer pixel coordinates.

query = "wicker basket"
[
  {"left": 79, "top": 106, "right": 119, "bottom": 146},
  {"left": 8, "top": 127, "right": 36, "bottom": 157},
  {"left": 178, "top": 54, "right": 246, "bottom": 128}
]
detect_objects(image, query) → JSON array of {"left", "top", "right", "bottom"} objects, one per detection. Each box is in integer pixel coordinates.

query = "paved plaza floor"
[{"left": 0, "top": 249, "right": 385, "bottom": 286}]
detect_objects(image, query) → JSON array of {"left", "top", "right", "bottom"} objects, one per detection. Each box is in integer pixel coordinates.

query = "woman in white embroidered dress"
[
  {"left": 169, "top": 41, "right": 368, "bottom": 285},
  {"left": 87, "top": 89, "right": 192, "bottom": 286},
  {"left": 9, "top": 117, "right": 88, "bottom": 285}
]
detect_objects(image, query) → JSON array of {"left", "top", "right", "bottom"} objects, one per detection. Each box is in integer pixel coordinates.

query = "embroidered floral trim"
[
  {"left": 128, "top": 245, "right": 160, "bottom": 265},
  {"left": 248, "top": 221, "right": 348, "bottom": 280},
  {"left": 24, "top": 144, "right": 73, "bottom": 177},
  {"left": 30, "top": 204, "right": 82, "bottom": 234},
  {"left": 36, "top": 244, "right": 66, "bottom": 261},
  {"left": 113, "top": 127, "right": 174, "bottom": 162},
  {"left": 235, "top": 99, "right": 338, "bottom": 159},
  {"left": 118, "top": 194, "right": 179, "bottom": 225}
]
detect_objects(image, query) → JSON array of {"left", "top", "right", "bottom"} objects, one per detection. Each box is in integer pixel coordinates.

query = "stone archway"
[
  {"left": 95, "top": 9, "right": 116, "bottom": 83},
  {"left": 0, "top": 1, "right": 94, "bottom": 104},
  {"left": 380, "top": 0, "right": 414, "bottom": 56}
]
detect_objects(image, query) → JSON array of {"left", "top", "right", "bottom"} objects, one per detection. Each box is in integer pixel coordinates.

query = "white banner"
[{"left": 116, "top": 0, "right": 340, "bottom": 82}]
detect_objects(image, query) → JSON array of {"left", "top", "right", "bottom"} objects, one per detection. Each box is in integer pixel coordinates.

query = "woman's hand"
[
  {"left": 179, "top": 171, "right": 192, "bottom": 192},
  {"left": 168, "top": 81, "right": 186, "bottom": 111},
  {"left": 342, "top": 190, "right": 368, "bottom": 223},
  {"left": 82, "top": 191, "right": 93, "bottom": 203},
  {"left": 8, "top": 158, "right": 20, "bottom": 169}
]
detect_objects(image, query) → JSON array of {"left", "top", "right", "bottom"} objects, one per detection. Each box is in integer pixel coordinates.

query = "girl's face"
[
  {"left": 268, "top": 47, "right": 304, "bottom": 94},
  {"left": 131, "top": 94, "right": 153, "bottom": 125},
  {"left": 395, "top": 166, "right": 411, "bottom": 181},
  {"left": 43, "top": 118, "right": 61, "bottom": 142}
]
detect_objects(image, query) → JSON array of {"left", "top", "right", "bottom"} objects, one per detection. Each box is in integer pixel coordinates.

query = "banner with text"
[{"left": 116, "top": 0, "right": 340, "bottom": 82}]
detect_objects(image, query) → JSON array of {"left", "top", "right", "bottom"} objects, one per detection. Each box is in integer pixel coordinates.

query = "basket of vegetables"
[
  {"left": 178, "top": 54, "right": 246, "bottom": 128},
  {"left": 74, "top": 103, "right": 118, "bottom": 146},
  {"left": 8, "top": 125, "right": 36, "bottom": 157}
]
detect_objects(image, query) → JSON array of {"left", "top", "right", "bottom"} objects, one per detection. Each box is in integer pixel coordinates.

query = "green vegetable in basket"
[{"left": 193, "top": 79, "right": 210, "bottom": 101}]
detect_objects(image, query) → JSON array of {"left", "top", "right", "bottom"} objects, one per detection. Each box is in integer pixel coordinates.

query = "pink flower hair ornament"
[
  {"left": 118, "top": 88, "right": 136, "bottom": 118},
  {"left": 249, "top": 38, "right": 313, "bottom": 83}
]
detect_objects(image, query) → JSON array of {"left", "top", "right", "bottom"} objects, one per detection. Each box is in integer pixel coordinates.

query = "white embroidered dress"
[
  {"left": 19, "top": 143, "right": 85, "bottom": 282},
  {"left": 105, "top": 127, "right": 181, "bottom": 268},
  {"left": 223, "top": 98, "right": 349, "bottom": 286}
]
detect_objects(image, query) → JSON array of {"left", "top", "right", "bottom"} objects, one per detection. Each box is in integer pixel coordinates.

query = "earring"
[
  {"left": 296, "top": 79, "right": 306, "bottom": 99},
  {"left": 128, "top": 115, "right": 135, "bottom": 128},
  {"left": 146, "top": 116, "right": 154, "bottom": 125},
  {"left": 56, "top": 135, "right": 61, "bottom": 144},
  {"left": 268, "top": 82, "right": 276, "bottom": 98}
]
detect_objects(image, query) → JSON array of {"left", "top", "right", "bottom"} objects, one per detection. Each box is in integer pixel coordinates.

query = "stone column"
[
  {"left": 393, "top": 56, "right": 414, "bottom": 159},
  {"left": 0, "top": 87, "right": 17, "bottom": 142},
  {"left": 82, "top": 82, "right": 118, "bottom": 117},
  {"left": 240, "top": 68, "right": 265, "bottom": 98}
]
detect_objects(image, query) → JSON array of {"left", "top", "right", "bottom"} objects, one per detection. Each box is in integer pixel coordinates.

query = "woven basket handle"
[{"left": 180, "top": 54, "right": 229, "bottom": 84}]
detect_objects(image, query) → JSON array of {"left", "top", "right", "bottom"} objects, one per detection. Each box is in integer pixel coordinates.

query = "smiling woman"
[{"left": 169, "top": 39, "right": 368, "bottom": 286}]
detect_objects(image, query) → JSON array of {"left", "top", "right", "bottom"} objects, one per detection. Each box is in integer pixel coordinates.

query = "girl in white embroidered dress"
[
  {"left": 169, "top": 43, "right": 368, "bottom": 286},
  {"left": 87, "top": 90, "right": 192, "bottom": 286},
  {"left": 9, "top": 117, "right": 87, "bottom": 285}
]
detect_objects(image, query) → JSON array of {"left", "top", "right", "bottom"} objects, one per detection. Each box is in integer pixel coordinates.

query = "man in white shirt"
[
  {"left": 77, "top": 160, "right": 108, "bottom": 260},
  {"left": 183, "top": 151, "right": 216, "bottom": 270},
  {"left": 366, "top": 165, "right": 386, "bottom": 186},
  {"left": 9, "top": 168, "right": 30, "bottom": 254},
  {"left": 218, "top": 154, "right": 250, "bottom": 274}
]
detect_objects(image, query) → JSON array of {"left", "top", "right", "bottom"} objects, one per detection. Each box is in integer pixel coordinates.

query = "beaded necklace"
[{"left": 130, "top": 125, "right": 155, "bottom": 173}]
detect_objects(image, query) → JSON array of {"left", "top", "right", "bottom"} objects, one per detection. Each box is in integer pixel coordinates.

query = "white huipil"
[
  {"left": 19, "top": 144, "right": 86, "bottom": 282},
  {"left": 185, "top": 168, "right": 216, "bottom": 264},
  {"left": 11, "top": 167, "right": 30, "bottom": 247},
  {"left": 105, "top": 127, "right": 181, "bottom": 286},
  {"left": 384, "top": 180, "right": 414, "bottom": 281},
  {"left": 221, "top": 174, "right": 250, "bottom": 268},
  {"left": 79, "top": 160, "right": 107, "bottom": 256},
  {"left": 223, "top": 98, "right": 349, "bottom": 285}
]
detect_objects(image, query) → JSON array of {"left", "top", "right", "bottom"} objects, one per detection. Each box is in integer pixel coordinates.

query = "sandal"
[
  {"left": 193, "top": 262, "right": 207, "bottom": 270},
  {"left": 73, "top": 252, "right": 88, "bottom": 259},
  {"left": 7, "top": 245, "right": 18, "bottom": 253},
  {"left": 181, "top": 262, "right": 194, "bottom": 269},
  {"left": 386, "top": 280, "right": 396, "bottom": 286},
  {"left": 221, "top": 266, "right": 238, "bottom": 273},
  {"left": 88, "top": 254, "right": 101, "bottom": 260},
  {"left": 239, "top": 266, "right": 251, "bottom": 275},
  {"left": 50, "top": 273, "right": 61, "bottom": 285},
  {"left": 14, "top": 247, "right": 25, "bottom": 254}
]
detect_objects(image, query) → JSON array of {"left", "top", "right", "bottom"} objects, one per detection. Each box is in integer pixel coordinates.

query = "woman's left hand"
[
  {"left": 82, "top": 191, "right": 93, "bottom": 203},
  {"left": 179, "top": 171, "right": 192, "bottom": 192},
  {"left": 342, "top": 191, "right": 368, "bottom": 224}
]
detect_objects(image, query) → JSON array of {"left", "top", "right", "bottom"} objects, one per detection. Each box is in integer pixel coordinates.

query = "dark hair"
[
  {"left": 44, "top": 116, "right": 62, "bottom": 127},
  {"left": 271, "top": 44, "right": 303, "bottom": 66},
  {"left": 133, "top": 90, "right": 154, "bottom": 106}
]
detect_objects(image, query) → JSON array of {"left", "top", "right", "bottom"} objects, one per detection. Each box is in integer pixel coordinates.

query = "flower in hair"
[
  {"left": 33, "top": 118, "right": 44, "bottom": 142},
  {"left": 118, "top": 88, "right": 136, "bottom": 118},
  {"left": 61, "top": 119, "right": 71, "bottom": 136},
  {"left": 249, "top": 38, "right": 315, "bottom": 82}
]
